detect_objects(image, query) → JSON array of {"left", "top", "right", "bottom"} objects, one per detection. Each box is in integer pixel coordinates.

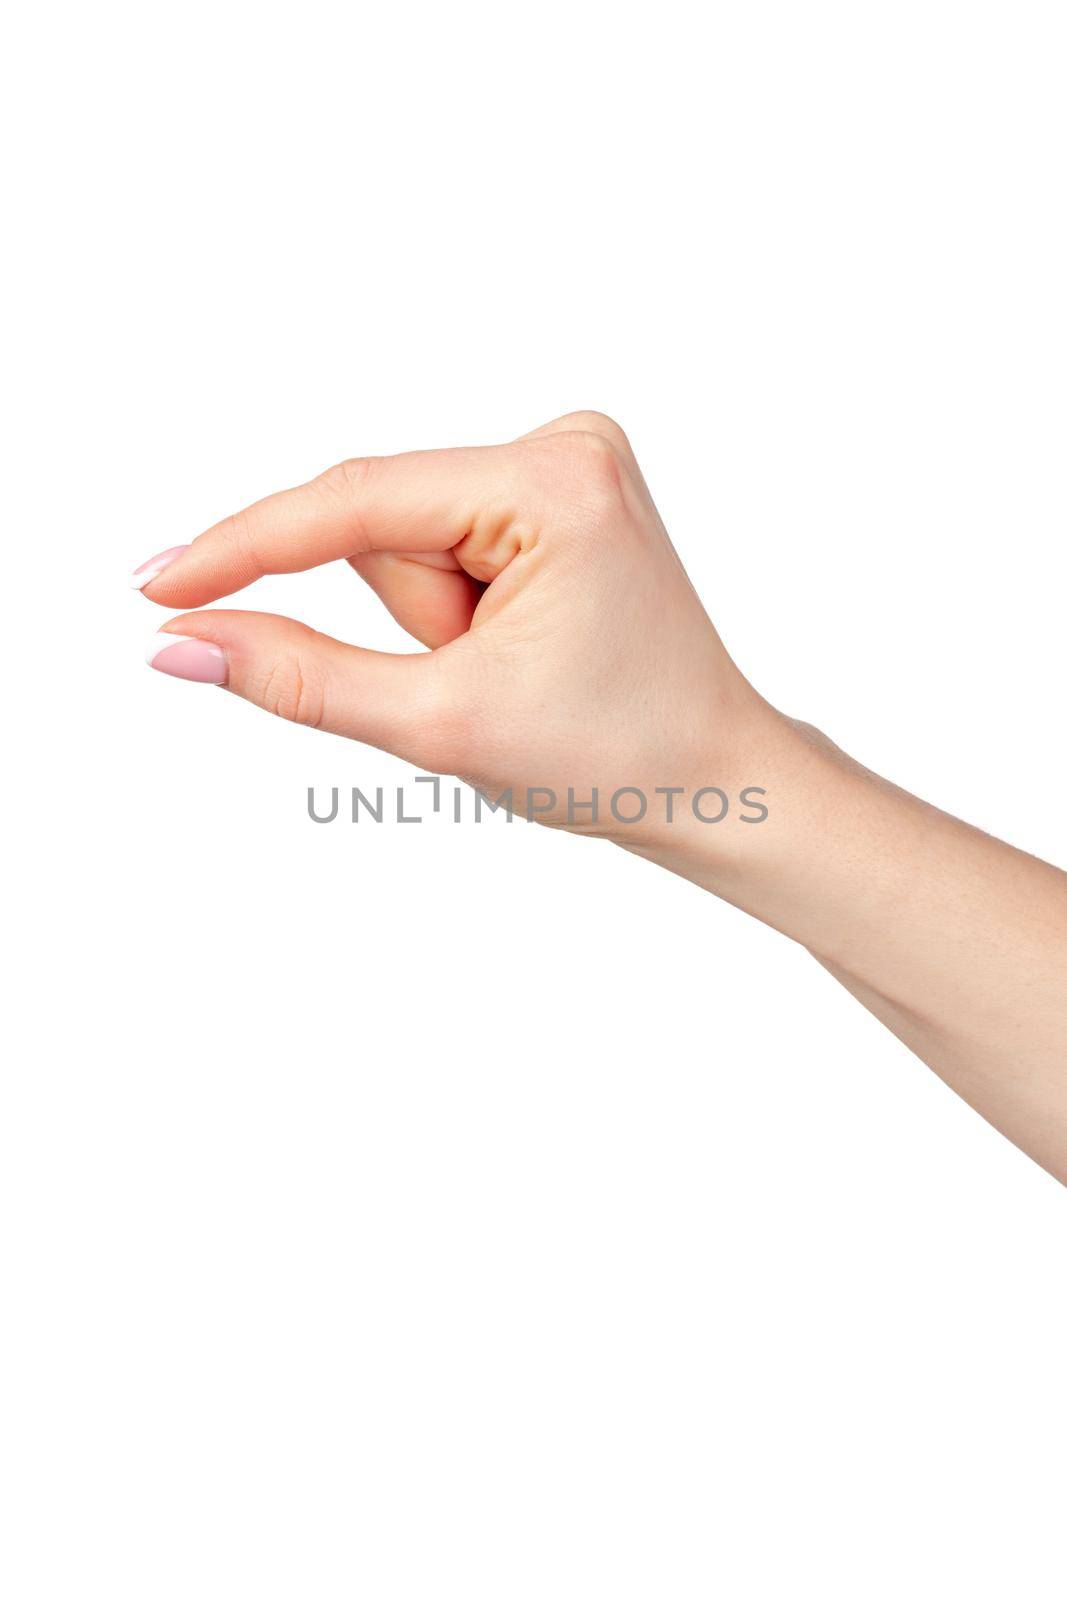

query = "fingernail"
[
  {"left": 147, "top": 633, "right": 228, "bottom": 685},
  {"left": 130, "top": 545, "right": 191, "bottom": 590}
]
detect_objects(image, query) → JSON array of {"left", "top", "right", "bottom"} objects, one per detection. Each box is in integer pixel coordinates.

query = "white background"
[{"left": 3, "top": 3, "right": 1065, "bottom": 1595}]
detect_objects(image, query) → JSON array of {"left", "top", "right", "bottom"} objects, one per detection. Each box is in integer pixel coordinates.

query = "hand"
[
  {"left": 137, "top": 411, "right": 782, "bottom": 851},
  {"left": 135, "top": 408, "right": 1067, "bottom": 1181}
]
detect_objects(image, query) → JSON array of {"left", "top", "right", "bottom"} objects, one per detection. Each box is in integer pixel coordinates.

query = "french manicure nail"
[
  {"left": 130, "top": 544, "right": 191, "bottom": 590},
  {"left": 147, "top": 634, "right": 228, "bottom": 685}
]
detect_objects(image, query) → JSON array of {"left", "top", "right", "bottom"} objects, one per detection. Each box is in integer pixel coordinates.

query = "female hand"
[
  {"left": 136, "top": 410, "right": 1067, "bottom": 1183},
  {"left": 137, "top": 410, "right": 779, "bottom": 851}
]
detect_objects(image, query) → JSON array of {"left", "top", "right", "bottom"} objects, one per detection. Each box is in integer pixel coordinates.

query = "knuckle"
[
  {"left": 557, "top": 409, "right": 631, "bottom": 454},
  {"left": 309, "top": 456, "right": 377, "bottom": 552},
  {"left": 258, "top": 653, "right": 326, "bottom": 729},
  {"left": 522, "top": 425, "right": 628, "bottom": 531},
  {"left": 565, "top": 429, "right": 627, "bottom": 514},
  {"left": 314, "top": 454, "right": 375, "bottom": 503}
]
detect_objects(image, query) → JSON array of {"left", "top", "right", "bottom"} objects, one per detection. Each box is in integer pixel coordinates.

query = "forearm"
[{"left": 653, "top": 712, "right": 1067, "bottom": 1181}]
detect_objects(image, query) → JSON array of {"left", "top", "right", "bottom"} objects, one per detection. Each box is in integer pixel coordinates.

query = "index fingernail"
[{"left": 130, "top": 545, "right": 191, "bottom": 590}]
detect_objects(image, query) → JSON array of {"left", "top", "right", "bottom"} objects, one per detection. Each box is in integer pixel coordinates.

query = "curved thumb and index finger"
[{"left": 148, "top": 610, "right": 453, "bottom": 766}]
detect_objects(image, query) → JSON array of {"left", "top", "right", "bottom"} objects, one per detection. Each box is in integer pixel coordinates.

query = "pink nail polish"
[
  {"left": 147, "top": 634, "right": 228, "bottom": 685},
  {"left": 130, "top": 545, "right": 191, "bottom": 590}
]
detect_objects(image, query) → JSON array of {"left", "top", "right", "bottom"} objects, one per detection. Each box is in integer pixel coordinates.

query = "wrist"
[{"left": 630, "top": 706, "right": 861, "bottom": 929}]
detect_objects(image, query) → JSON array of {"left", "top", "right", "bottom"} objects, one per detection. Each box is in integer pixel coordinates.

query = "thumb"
[{"left": 147, "top": 611, "right": 445, "bottom": 764}]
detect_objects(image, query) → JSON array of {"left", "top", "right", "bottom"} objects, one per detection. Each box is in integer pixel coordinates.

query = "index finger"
[{"left": 135, "top": 443, "right": 530, "bottom": 609}]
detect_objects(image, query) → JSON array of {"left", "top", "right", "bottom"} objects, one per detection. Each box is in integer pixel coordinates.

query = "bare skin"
[{"left": 139, "top": 412, "right": 1067, "bottom": 1183}]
